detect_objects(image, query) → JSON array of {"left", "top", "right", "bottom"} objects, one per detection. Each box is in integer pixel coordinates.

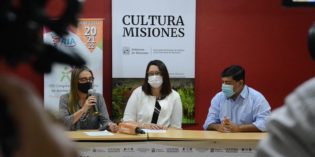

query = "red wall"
[{"left": 2, "top": 0, "right": 315, "bottom": 130}]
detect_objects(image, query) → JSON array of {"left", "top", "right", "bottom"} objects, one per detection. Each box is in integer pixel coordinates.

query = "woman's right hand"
[
  {"left": 141, "top": 123, "right": 166, "bottom": 130},
  {"left": 82, "top": 96, "right": 97, "bottom": 112}
]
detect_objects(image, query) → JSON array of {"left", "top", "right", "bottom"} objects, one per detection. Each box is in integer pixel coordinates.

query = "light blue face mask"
[{"left": 222, "top": 84, "right": 235, "bottom": 98}]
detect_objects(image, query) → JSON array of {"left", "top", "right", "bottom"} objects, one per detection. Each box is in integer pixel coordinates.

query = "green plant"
[{"left": 178, "top": 87, "right": 195, "bottom": 124}]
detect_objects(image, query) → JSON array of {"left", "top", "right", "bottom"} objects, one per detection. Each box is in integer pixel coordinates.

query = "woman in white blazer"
[{"left": 123, "top": 60, "right": 183, "bottom": 130}]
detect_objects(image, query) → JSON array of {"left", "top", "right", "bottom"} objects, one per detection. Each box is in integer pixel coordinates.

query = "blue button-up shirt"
[{"left": 203, "top": 85, "right": 271, "bottom": 131}]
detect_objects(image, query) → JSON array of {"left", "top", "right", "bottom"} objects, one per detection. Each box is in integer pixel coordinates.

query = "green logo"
[{"left": 60, "top": 66, "right": 72, "bottom": 82}]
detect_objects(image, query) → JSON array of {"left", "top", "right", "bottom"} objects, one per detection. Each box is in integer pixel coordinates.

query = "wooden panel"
[{"left": 147, "top": 130, "right": 267, "bottom": 141}]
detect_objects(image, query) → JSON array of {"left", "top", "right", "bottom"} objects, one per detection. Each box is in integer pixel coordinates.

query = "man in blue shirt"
[{"left": 203, "top": 65, "right": 271, "bottom": 132}]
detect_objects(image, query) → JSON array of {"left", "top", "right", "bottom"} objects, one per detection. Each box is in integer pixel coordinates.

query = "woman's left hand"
[{"left": 108, "top": 122, "right": 118, "bottom": 133}]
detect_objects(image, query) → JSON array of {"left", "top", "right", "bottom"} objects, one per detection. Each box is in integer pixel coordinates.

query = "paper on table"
[
  {"left": 84, "top": 130, "right": 114, "bottom": 136},
  {"left": 142, "top": 129, "right": 166, "bottom": 133}
]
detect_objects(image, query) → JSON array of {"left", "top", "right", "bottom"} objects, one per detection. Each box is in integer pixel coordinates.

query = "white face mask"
[{"left": 148, "top": 75, "right": 163, "bottom": 88}]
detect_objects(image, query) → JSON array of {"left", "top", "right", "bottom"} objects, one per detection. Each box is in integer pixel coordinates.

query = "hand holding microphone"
[
  {"left": 87, "top": 89, "right": 99, "bottom": 116},
  {"left": 82, "top": 95, "right": 96, "bottom": 113}
]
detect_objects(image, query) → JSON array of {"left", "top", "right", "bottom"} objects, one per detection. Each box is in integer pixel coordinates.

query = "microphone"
[
  {"left": 118, "top": 122, "right": 145, "bottom": 135},
  {"left": 87, "top": 88, "right": 99, "bottom": 116}
]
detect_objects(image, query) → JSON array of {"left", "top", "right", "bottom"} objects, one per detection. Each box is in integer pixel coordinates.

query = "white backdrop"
[{"left": 112, "top": 0, "right": 195, "bottom": 78}]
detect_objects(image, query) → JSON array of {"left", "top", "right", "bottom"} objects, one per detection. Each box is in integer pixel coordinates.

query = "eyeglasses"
[
  {"left": 147, "top": 71, "right": 161, "bottom": 76},
  {"left": 79, "top": 77, "right": 94, "bottom": 83}
]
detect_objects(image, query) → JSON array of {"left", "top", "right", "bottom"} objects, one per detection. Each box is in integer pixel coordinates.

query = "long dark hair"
[{"left": 142, "top": 60, "right": 172, "bottom": 99}]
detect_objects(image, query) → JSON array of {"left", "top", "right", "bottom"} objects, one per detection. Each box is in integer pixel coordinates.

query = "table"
[
  {"left": 67, "top": 130, "right": 267, "bottom": 157},
  {"left": 66, "top": 130, "right": 147, "bottom": 141}
]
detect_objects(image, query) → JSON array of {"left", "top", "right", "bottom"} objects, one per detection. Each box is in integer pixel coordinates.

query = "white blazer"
[{"left": 123, "top": 86, "right": 183, "bottom": 129}]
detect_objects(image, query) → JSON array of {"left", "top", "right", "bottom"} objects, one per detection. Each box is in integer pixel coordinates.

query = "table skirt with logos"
[{"left": 66, "top": 130, "right": 267, "bottom": 157}]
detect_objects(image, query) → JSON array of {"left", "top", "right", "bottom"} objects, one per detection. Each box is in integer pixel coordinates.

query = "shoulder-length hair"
[
  {"left": 142, "top": 60, "right": 172, "bottom": 99},
  {"left": 68, "top": 66, "right": 94, "bottom": 114}
]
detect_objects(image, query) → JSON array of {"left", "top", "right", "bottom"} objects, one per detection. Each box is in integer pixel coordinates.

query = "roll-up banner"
[{"left": 44, "top": 19, "right": 103, "bottom": 115}]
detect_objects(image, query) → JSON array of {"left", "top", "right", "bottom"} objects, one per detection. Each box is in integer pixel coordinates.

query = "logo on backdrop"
[
  {"left": 122, "top": 15, "right": 185, "bottom": 38},
  {"left": 123, "top": 47, "right": 130, "bottom": 55},
  {"left": 50, "top": 32, "right": 77, "bottom": 47},
  {"left": 60, "top": 66, "right": 72, "bottom": 82}
]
